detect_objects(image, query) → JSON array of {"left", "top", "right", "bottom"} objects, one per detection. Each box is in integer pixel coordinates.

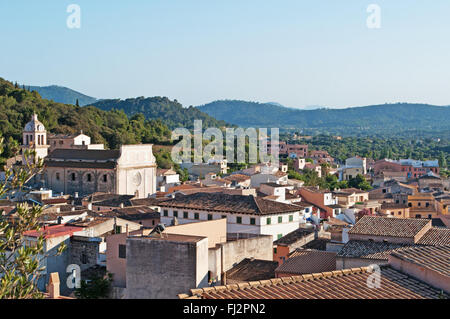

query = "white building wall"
[{"left": 159, "top": 207, "right": 302, "bottom": 241}]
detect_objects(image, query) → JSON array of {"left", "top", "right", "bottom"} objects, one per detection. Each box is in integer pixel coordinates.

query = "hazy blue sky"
[{"left": 1, "top": 0, "right": 449, "bottom": 108}]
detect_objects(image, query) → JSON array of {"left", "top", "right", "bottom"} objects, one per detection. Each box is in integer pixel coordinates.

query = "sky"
[{"left": 1, "top": 0, "right": 450, "bottom": 108}]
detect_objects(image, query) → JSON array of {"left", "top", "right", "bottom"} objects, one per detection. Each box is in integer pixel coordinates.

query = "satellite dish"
[{"left": 148, "top": 224, "right": 166, "bottom": 238}]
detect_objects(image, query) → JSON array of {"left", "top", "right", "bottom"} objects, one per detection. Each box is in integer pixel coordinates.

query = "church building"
[{"left": 21, "top": 114, "right": 157, "bottom": 199}]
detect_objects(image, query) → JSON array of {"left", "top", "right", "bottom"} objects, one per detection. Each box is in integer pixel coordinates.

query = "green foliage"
[
  {"left": 0, "top": 139, "right": 66, "bottom": 299},
  {"left": 74, "top": 272, "right": 113, "bottom": 299},
  {"left": 91, "top": 96, "right": 231, "bottom": 130},
  {"left": 0, "top": 78, "right": 172, "bottom": 162},
  {"left": 348, "top": 174, "right": 372, "bottom": 191},
  {"left": 198, "top": 100, "right": 450, "bottom": 138},
  {"left": 27, "top": 85, "right": 97, "bottom": 106},
  {"left": 284, "top": 135, "right": 450, "bottom": 167}
]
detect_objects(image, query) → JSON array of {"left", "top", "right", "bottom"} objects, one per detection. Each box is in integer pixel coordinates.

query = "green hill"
[
  {"left": 26, "top": 85, "right": 98, "bottom": 106},
  {"left": 90, "top": 97, "right": 231, "bottom": 130},
  {"left": 0, "top": 78, "right": 171, "bottom": 162},
  {"left": 197, "top": 100, "right": 450, "bottom": 137}
]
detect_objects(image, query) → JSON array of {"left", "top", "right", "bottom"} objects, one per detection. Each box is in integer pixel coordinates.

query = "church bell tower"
[{"left": 21, "top": 113, "right": 49, "bottom": 165}]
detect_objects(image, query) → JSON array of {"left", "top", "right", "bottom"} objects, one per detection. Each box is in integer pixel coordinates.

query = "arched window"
[
  {"left": 71, "top": 173, "right": 76, "bottom": 181},
  {"left": 87, "top": 174, "right": 92, "bottom": 182}
]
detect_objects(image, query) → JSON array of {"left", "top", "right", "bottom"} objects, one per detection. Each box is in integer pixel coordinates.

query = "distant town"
[{"left": 1, "top": 113, "right": 448, "bottom": 299}]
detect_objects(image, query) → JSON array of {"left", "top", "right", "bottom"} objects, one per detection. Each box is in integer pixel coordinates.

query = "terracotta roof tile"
[
  {"left": 159, "top": 193, "right": 301, "bottom": 216},
  {"left": 187, "top": 266, "right": 447, "bottom": 299},
  {"left": 416, "top": 227, "right": 450, "bottom": 246},
  {"left": 276, "top": 249, "right": 336, "bottom": 275},
  {"left": 348, "top": 216, "right": 430, "bottom": 238},
  {"left": 338, "top": 240, "right": 412, "bottom": 260},
  {"left": 390, "top": 245, "right": 450, "bottom": 277}
]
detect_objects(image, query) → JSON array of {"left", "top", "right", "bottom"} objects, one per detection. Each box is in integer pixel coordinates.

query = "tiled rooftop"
[
  {"left": 276, "top": 249, "right": 336, "bottom": 275},
  {"left": 337, "top": 240, "right": 412, "bottom": 260},
  {"left": 274, "top": 228, "right": 315, "bottom": 246},
  {"left": 390, "top": 245, "right": 450, "bottom": 277},
  {"left": 225, "top": 258, "right": 279, "bottom": 284},
  {"left": 348, "top": 216, "right": 430, "bottom": 238},
  {"left": 184, "top": 266, "right": 448, "bottom": 299},
  {"left": 159, "top": 193, "right": 302, "bottom": 216},
  {"left": 416, "top": 228, "right": 450, "bottom": 246}
]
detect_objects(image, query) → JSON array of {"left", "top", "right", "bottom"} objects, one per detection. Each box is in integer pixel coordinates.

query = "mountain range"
[
  {"left": 19, "top": 83, "right": 450, "bottom": 137},
  {"left": 197, "top": 100, "right": 450, "bottom": 137},
  {"left": 27, "top": 85, "right": 98, "bottom": 106}
]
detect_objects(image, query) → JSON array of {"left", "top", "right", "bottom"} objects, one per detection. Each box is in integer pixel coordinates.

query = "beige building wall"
[
  {"left": 116, "top": 145, "right": 157, "bottom": 198},
  {"left": 389, "top": 255, "right": 450, "bottom": 293},
  {"left": 165, "top": 219, "right": 227, "bottom": 248}
]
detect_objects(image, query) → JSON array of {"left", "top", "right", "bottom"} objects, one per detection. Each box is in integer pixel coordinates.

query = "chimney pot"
[{"left": 48, "top": 272, "right": 60, "bottom": 299}]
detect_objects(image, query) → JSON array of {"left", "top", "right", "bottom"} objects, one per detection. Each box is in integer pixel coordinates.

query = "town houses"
[{"left": 1, "top": 114, "right": 449, "bottom": 300}]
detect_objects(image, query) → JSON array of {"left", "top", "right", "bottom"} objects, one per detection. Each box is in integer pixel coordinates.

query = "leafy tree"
[
  {"left": 74, "top": 272, "right": 113, "bottom": 299},
  {"left": 348, "top": 174, "right": 372, "bottom": 191},
  {"left": 0, "top": 139, "right": 66, "bottom": 299},
  {"left": 439, "top": 151, "right": 447, "bottom": 168}
]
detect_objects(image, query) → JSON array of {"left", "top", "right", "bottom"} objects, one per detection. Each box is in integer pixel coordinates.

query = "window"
[
  {"left": 194, "top": 213, "right": 199, "bottom": 220},
  {"left": 115, "top": 225, "right": 122, "bottom": 234},
  {"left": 221, "top": 215, "right": 227, "bottom": 220},
  {"left": 426, "top": 202, "right": 430, "bottom": 207},
  {"left": 118, "top": 245, "right": 126, "bottom": 259},
  {"left": 81, "top": 253, "right": 88, "bottom": 264},
  {"left": 278, "top": 216, "right": 283, "bottom": 224},
  {"left": 87, "top": 174, "right": 92, "bottom": 182},
  {"left": 428, "top": 214, "right": 432, "bottom": 219},
  {"left": 289, "top": 215, "right": 293, "bottom": 222},
  {"left": 408, "top": 203, "right": 412, "bottom": 207},
  {"left": 236, "top": 217, "right": 242, "bottom": 224},
  {"left": 250, "top": 218, "right": 256, "bottom": 225},
  {"left": 71, "top": 173, "right": 76, "bottom": 181},
  {"left": 418, "top": 202, "right": 421, "bottom": 207},
  {"left": 103, "top": 174, "right": 108, "bottom": 183},
  {"left": 415, "top": 214, "right": 421, "bottom": 219},
  {"left": 173, "top": 211, "right": 178, "bottom": 218},
  {"left": 398, "top": 212, "right": 402, "bottom": 215},
  {"left": 163, "top": 210, "right": 168, "bottom": 217},
  {"left": 183, "top": 212, "right": 188, "bottom": 219},
  {"left": 208, "top": 214, "right": 213, "bottom": 221},
  {"left": 267, "top": 218, "right": 271, "bottom": 225},
  {"left": 56, "top": 173, "right": 60, "bottom": 181},
  {"left": 273, "top": 247, "right": 277, "bottom": 254}
]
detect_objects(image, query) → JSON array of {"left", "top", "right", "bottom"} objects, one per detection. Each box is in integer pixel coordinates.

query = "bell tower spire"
[{"left": 21, "top": 113, "right": 49, "bottom": 164}]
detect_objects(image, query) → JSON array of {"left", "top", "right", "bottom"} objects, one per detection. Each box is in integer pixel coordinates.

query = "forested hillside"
[
  {"left": 198, "top": 100, "right": 450, "bottom": 138},
  {"left": 91, "top": 97, "right": 231, "bottom": 130},
  {"left": 27, "top": 85, "right": 98, "bottom": 106},
  {"left": 0, "top": 78, "right": 171, "bottom": 162}
]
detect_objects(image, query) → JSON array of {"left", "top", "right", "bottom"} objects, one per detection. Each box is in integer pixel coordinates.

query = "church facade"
[{"left": 21, "top": 114, "right": 157, "bottom": 199}]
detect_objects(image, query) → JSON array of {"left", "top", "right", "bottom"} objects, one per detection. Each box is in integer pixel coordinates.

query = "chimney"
[
  {"left": 47, "top": 272, "right": 60, "bottom": 299},
  {"left": 74, "top": 192, "right": 79, "bottom": 199},
  {"left": 57, "top": 216, "right": 63, "bottom": 225},
  {"left": 126, "top": 224, "right": 129, "bottom": 236},
  {"left": 120, "top": 203, "right": 124, "bottom": 209}
]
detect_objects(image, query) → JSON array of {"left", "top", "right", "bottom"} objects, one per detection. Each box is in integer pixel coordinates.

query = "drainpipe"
[{"left": 220, "top": 244, "right": 226, "bottom": 286}]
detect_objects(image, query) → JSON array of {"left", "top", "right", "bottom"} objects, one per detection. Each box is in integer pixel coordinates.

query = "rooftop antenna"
[
  {"left": 171, "top": 217, "right": 179, "bottom": 226},
  {"left": 148, "top": 223, "right": 166, "bottom": 238}
]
